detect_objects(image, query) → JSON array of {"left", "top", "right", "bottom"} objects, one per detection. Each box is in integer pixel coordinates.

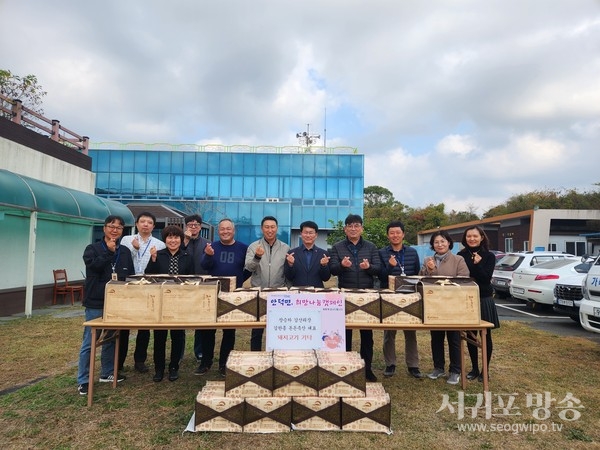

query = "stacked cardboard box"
[
  {"left": 273, "top": 350, "right": 319, "bottom": 397},
  {"left": 195, "top": 350, "right": 391, "bottom": 434},
  {"left": 194, "top": 382, "right": 245, "bottom": 432},
  {"left": 315, "top": 350, "right": 366, "bottom": 398},
  {"left": 341, "top": 382, "right": 392, "bottom": 433},
  {"left": 225, "top": 350, "right": 274, "bottom": 398}
]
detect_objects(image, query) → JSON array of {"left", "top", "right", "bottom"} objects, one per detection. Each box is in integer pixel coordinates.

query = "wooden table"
[{"left": 83, "top": 318, "right": 494, "bottom": 406}]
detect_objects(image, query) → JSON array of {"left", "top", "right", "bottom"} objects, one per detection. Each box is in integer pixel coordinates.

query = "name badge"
[{"left": 111, "top": 272, "right": 118, "bottom": 281}]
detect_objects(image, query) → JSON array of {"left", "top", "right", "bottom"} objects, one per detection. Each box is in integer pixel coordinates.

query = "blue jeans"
[{"left": 77, "top": 308, "right": 115, "bottom": 384}]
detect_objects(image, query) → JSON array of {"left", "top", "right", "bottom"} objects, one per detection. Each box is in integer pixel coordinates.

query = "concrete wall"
[{"left": 0, "top": 137, "right": 96, "bottom": 193}]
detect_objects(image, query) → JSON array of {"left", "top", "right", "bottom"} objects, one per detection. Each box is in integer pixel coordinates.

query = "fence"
[{"left": 0, "top": 92, "right": 89, "bottom": 154}]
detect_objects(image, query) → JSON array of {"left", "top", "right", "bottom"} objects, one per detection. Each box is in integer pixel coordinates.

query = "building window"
[
  {"left": 505, "top": 238, "right": 513, "bottom": 252},
  {"left": 523, "top": 241, "right": 529, "bottom": 251},
  {"left": 548, "top": 243, "right": 557, "bottom": 251}
]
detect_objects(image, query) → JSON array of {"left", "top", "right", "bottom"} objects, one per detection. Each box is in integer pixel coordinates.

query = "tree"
[
  {"left": 0, "top": 69, "right": 47, "bottom": 120},
  {"left": 364, "top": 185, "right": 396, "bottom": 208}
]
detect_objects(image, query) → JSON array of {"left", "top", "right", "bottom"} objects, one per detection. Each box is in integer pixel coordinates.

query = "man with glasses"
[
  {"left": 183, "top": 214, "right": 210, "bottom": 362},
  {"left": 76, "top": 215, "right": 134, "bottom": 396},
  {"left": 329, "top": 214, "right": 380, "bottom": 381},
  {"left": 284, "top": 220, "right": 330, "bottom": 288}
]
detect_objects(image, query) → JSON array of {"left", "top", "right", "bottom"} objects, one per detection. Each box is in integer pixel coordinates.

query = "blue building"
[{"left": 89, "top": 143, "right": 364, "bottom": 247}]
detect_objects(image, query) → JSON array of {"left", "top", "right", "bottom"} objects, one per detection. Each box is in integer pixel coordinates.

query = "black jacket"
[
  {"left": 378, "top": 245, "right": 421, "bottom": 288},
  {"left": 82, "top": 240, "right": 135, "bottom": 309},
  {"left": 329, "top": 238, "right": 380, "bottom": 289},
  {"left": 145, "top": 248, "right": 195, "bottom": 275}
]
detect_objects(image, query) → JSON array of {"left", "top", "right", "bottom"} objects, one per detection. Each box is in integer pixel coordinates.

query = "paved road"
[{"left": 495, "top": 296, "right": 600, "bottom": 344}]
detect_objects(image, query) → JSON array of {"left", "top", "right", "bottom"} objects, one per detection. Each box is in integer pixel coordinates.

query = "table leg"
[
  {"left": 113, "top": 331, "right": 120, "bottom": 388},
  {"left": 87, "top": 326, "right": 97, "bottom": 407},
  {"left": 481, "top": 328, "right": 489, "bottom": 392},
  {"left": 459, "top": 331, "right": 467, "bottom": 389}
]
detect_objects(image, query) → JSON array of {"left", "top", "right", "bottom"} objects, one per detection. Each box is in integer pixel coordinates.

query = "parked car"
[
  {"left": 510, "top": 257, "right": 585, "bottom": 307},
  {"left": 553, "top": 264, "right": 594, "bottom": 323},
  {"left": 580, "top": 254, "right": 600, "bottom": 334},
  {"left": 490, "top": 250, "right": 506, "bottom": 261},
  {"left": 491, "top": 251, "right": 575, "bottom": 298}
]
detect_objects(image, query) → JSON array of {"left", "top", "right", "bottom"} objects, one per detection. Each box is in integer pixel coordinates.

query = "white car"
[
  {"left": 492, "top": 251, "right": 575, "bottom": 298},
  {"left": 580, "top": 255, "right": 600, "bottom": 334},
  {"left": 510, "top": 257, "right": 584, "bottom": 306}
]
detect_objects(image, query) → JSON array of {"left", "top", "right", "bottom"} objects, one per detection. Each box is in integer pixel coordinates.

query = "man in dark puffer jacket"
[{"left": 329, "top": 214, "right": 380, "bottom": 381}]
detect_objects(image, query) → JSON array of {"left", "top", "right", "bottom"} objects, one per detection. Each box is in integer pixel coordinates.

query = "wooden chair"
[{"left": 52, "top": 269, "right": 84, "bottom": 305}]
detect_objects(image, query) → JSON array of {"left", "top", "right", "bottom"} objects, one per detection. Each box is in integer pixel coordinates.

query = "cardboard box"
[
  {"left": 420, "top": 277, "right": 480, "bottom": 325},
  {"left": 388, "top": 275, "right": 422, "bottom": 293},
  {"left": 258, "top": 288, "right": 289, "bottom": 323},
  {"left": 342, "top": 289, "right": 381, "bottom": 324},
  {"left": 315, "top": 350, "right": 366, "bottom": 398},
  {"left": 291, "top": 396, "right": 341, "bottom": 431},
  {"left": 202, "top": 276, "right": 237, "bottom": 293},
  {"left": 217, "top": 290, "right": 258, "bottom": 322},
  {"left": 243, "top": 396, "right": 292, "bottom": 433},
  {"left": 225, "top": 351, "right": 274, "bottom": 398},
  {"left": 161, "top": 282, "right": 218, "bottom": 323},
  {"left": 272, "top": 350, "right": 319, "bottom": 397},
  {"left": 195, "top": 387, "right": 245, "bottom": 432},
  {"left": 380, "top": 291, "right": 423, "bottom": 324},
  {"left": 341, "top": 383, "right": 391, "bottom": 433},
  {"left": 103, "top": 281, "right": 162, "bottom": 323}
]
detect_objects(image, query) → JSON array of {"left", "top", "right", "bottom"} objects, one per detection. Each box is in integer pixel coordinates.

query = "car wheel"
[
  {"left": 494, "top": 290, "right": 509, "bottom": 299},
  {"left": 570, "top": 315, "right": 581, "bottom": 324}
]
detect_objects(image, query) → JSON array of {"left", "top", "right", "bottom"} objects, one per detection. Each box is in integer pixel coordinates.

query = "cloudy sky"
[{"left": 2, "top": 1, "right": 599, "bottom": 214}]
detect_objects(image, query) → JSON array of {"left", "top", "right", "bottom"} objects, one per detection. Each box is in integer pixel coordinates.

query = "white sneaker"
[{"left": 447, "top": 372, "right": 460, "bottom": 385}]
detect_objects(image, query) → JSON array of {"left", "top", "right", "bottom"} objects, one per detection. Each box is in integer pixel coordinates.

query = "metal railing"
[
  {"left": 0, "top": 93, "right": 89, "bottom": 154},
  {"left": 91, "top": 141, "right": 359, "bottom": 154}
]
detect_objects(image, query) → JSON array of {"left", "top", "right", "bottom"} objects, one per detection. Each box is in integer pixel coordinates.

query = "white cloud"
[{"left": 2, "top": 0, "right": 600, "bottom": 214}]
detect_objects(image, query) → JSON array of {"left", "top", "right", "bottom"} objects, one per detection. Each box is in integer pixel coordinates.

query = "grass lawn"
[{"left": 0, "top": 306, "right": 599, "bottom": 449}]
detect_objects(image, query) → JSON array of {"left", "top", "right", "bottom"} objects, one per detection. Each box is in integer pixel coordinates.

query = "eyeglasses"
[
  {"left": 106, "top": 225, "right": 124, "bottom": 231},
  {"left": 345, "top": 223, "right": 362, "bottom": 229},
  {"left": 187, "top": 223, "right": 201, "bottom": 228}
]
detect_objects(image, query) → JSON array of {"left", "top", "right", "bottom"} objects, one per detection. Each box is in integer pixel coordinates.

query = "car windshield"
[{"left": 495, "top": 255, "right": 523, "bottom": 270}]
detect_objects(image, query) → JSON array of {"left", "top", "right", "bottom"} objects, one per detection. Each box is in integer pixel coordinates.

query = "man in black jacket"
[
  {"left": 329, "top": 214, "right": 380, "bottom": 381},
  {"left": 76, "top": 215, "right": 134, "bottom": 396}
]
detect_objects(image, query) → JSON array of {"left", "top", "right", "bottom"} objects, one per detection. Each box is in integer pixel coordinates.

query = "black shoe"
[
  {"left": 153, "top": 371, "right": 164, "bottom": 382},
  {"left": 408, "top": 367, "right": 424, "bottom": 379},
  {"left": 78, "top": 383, "right": 88, "bottom": 396},
  {"left": 168, "top": 369, "right": 179, "bottom": 382},
  {"left": 134, "top": 362, "right": 149, "bottom": 373},
  {"left": 194, "top": 365, "right": 210, "bottom": 376},
  {"left": 383, "top": 365, "right": 396, "bottom": 377},
  {"left": 477, "top": 373, "right": 489, "bottom": 383},
  {"left": 366, "top": 369, "right": 378, "bottom": 382},
  {"left": 218, "top": 367, "right": 226, "bottom": 378},
  {"left": 467, "top": 369, "right": 480, "bottom": 380}
]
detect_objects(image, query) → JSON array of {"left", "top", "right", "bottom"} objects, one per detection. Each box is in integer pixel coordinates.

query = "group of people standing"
[{"left": 76, "top": 212, "right": 499, "bottom": 395}]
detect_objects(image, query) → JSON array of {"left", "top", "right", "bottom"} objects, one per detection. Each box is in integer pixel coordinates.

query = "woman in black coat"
[
  {"left": 145, "top": 225, "right": 195, "bottom": 382},
  {"left": 457, "top": 225, "right": 500, "bottom": 382}
]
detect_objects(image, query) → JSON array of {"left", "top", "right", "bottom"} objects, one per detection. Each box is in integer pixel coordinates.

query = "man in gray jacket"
[
  {"left": 245, "top": 215, "right": 290, "bottom": 351},
  {"left": 329, "top": 214, "right": 380, "bottom": 381}
]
